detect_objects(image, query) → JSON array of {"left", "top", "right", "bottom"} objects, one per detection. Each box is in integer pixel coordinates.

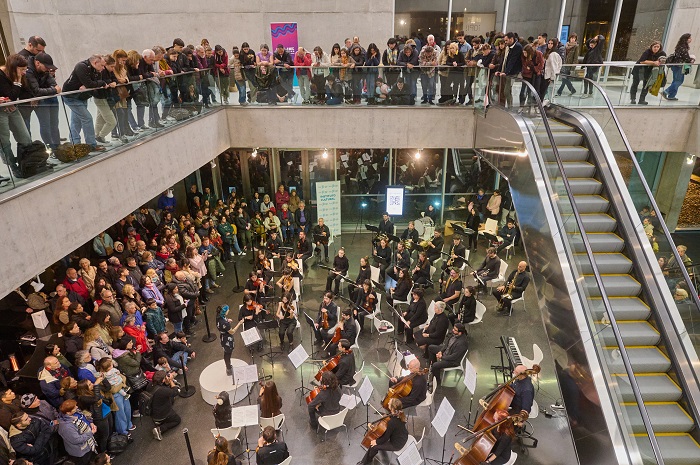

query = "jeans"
[
  {"left": 326, "top": 95, "right": 342, "bottom": 105},
  {"left": 583, "top": 68, "right": 598, "bottom": 94},
  {"left": 94, "top": 98, "right": 117, "bottom": 139},
  {"left": 19, "top": 98, "right": 61, "bottom": 148},
  {"left": 235, "top": 80, "right": 247, "bottom": 104},
  {"left": 281, "top": 225, "right": 294, "bottom": 241},
  {"left": 0, "top": 108, "right": 32, "bottom": 171},
  {"left": 665, "top": 65, "right": 685, "bottom": 99},
  {"left": 557, "top": 74, "right": 576, "bottom": 95},
  {"left": 403, "top": 72, "right": 417, "bottom": 101},
  {"left": 63, "top": 97, "right": 96, "bottom": 146},
  {"left": 519, "top": 75, "right": 539, "bottom": 106},
  {"left": 170, "top": 350, "right": 189, "bottom": 369},
  {"left": 217, "top": 75, "right": 230, "bottom": 102},
  {"left": 173, "top": 321, "right": 183, "bottom": 333},
  {"left": 113, "top": 392, "right": 133, "bottom": 434},
  {"left": 154, "top": 411, "right": 181, "bottom": 435},
  {"left": 366, "top": 72, "right": 378, "bottom": 98},
  {"left": 420, "top": 73, "right": 435, "bottom": 101}
]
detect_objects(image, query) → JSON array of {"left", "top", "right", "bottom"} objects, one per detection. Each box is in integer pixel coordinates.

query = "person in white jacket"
[{"left": 541, "top": 38, "right": 563, "bottom": 101}]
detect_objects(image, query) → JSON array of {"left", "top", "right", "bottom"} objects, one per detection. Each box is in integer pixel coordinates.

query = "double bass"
[
  {"left": 473, "top": 364, "right": 540, "bottom": 431},
  {"left": 381, "top": 368, "right": 428, "bottom": 410}
]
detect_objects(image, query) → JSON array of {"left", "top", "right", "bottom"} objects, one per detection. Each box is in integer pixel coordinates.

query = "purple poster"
[{"left": 270, "top": 22, "right": 298, "bottom": 58}]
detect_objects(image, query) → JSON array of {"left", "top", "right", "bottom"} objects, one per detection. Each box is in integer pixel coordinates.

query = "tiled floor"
[{"left": 116, "top": 231, "right": 577, "bottom": 465}]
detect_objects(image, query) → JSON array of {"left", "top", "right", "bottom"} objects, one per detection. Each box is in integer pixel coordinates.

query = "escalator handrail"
[
  {"left": 578, "top": 76, "right": 700, "bottom": 318},
  {"left": 504, "top": 76, "right": 666, "bottom": 465}
]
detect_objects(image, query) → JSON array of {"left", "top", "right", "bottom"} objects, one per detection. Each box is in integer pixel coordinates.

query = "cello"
[
  {"left": 305, "top": 385, "right": 327, "bottom": 404},
  {"left": 473, "top": 364, "right": 540, "bottom": 431},
  {"left": 313, "top": 351, "right": 351, "bottom": 381},
  {"left": 453, "top": 411, "right": 525, "bottom": 465},
  {"left": 381, "top": 368, "right": 428, "bottom": 410},
  {"left": 361, "top": 414, "right": 392, "bottom": 449}
]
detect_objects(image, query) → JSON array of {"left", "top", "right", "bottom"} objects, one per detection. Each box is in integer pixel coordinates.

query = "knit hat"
[{"left": 20, "top": 393, "right": 37, "bottom": 408}]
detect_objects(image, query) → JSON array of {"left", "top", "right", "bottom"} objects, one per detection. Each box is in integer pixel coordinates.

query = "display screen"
[{"left": 386, "top": 186, "right": 405, "bottom": 216}]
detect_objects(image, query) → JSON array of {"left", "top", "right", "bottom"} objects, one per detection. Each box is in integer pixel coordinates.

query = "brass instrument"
[
  {"left": 402, "top": 239, "right": 414, "bottom": 250},
  {"left": 446, "top": 244, "right": 457, "bottom": 267},
  {"left": 419, "top": 239, "right": 431, "bottom": 248},
  {"left": 503, "top": 279, "right": 516, "bottom": 299},
  {"left": 375, "top": 233, "right": 389, "bottom": 244}
]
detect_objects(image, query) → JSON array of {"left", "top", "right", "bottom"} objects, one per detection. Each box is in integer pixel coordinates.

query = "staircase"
[{"left": 536, "top": 120, "right": 700, "bottom": 465}]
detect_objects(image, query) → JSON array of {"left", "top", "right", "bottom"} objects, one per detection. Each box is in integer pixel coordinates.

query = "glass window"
[
  {"left": 279, "top": 150, "right": 303, "bottom": 193},
  {"left": 393, "top": 149, "right": 444, "bottom": 194},
  {"left": 248, "top": 149, "right": 272, "bottom": 195},
  {"left": 218, "top": 149, "right": 243, "bottom": 201},
  {"left": 337, "top": 149, "right": 390, "bottom": 195},
  {"left": 395, "top": 0, "right": 451, "bottom": 44}
]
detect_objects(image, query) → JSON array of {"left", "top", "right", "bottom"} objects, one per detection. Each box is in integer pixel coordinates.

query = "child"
[
  {"left": 98, "top": 358, "right": 130, "bottom": 399},
  {"left": 156, "top": 356, "right": 181, "bottom": 384},
  {"left": 375, "top": 77, "right": 390, "bottom": 104}
]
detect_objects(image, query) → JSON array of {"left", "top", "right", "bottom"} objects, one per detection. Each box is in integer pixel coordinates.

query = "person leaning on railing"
[
  {"left": 630, "top": 41, "right": 665, "bottom": 105},
  {"left": 581, "top": 35, "right": 605, "bottom": 98},
  {"left": 0, "top": 53, "right": 32, "bottom": 180}
]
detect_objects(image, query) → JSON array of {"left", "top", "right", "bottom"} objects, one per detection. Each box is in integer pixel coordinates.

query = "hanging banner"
[
  {"left": 315, "top": 181, "right": 342, "bottom": 238},
  {"left": 270, "top": 22, "right": 299, "bottom": 87}
]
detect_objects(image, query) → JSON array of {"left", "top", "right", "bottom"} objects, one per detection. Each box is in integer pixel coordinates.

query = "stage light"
[
  {"left": 251, "top": 148, "right": 258, "bottom": 158},
  {"left": 687, "top": 154, "right": 695, "bottom": 165},
  {"left": 433, "top": 201, "right": 441, "bottom": 207},
  {"left": 361, "top": 202, "right": 368, "bottom": 208},
  {"left": 322, "top": 149, "right": 328, "bottom": 159},
  {"left": 415, "top": 149, "right": 422, "bottom": 160}
]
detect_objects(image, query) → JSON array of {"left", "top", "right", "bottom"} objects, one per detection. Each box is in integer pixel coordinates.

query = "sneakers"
[
  {"left": 132, "top": 410, "right": 141, "bottom": 418},
  {"left": 95, "top": 136, "right": 108, "bottom": 144},
  {"left": 206, "top": 288, "right": 215, "bottom": 294},
  {"left": 152, "top": 427, "right": 162, "bottom": 441},
  {"left": 129, "top": 424, "right": 136, "bottom": 431}
]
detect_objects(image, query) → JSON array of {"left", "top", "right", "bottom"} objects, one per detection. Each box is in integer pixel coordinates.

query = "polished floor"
[{"left": 117, "top": 230, "right": 577, "bottom": 465}]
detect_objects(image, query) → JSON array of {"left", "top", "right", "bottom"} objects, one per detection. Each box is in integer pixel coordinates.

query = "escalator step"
[
  {"left": 575, "top": 253, "right": 632, "bottom": 274},
  {"left": 584, "top": 274, "right": 642, "bottom": 296},
  {"left": 550, "top": 161, "right": 596, "bottom": 177},
  {"left": 542, "top": 146, "right": 590, "bottom": 162},
  {"left": 567, "top": 178, "right": 603, "bottom": 195},
  {"left": 613, "top": 373, "right": 682, "bottom": 402},
  {"left": 573, "top": 195, "right": 610, "bottom": 213},
  {"left": 589, "top": 297, "right": 651, "bottom": 320},
  {"left": 535, "top": 131, "right": 583, "bottom": 146},
  {"left": 563, "top": 213, "right": 617, "bottom": 232},
  {"left": 600, "top": 321, "right": 661, "bottom": 346},
  {"left": 634, "top": 433, "right": 700, "bottom": 465},
  {"left": 569, "top": 232, "right": 624, "bottom": 252},
  {"left": 622, "top": 402, "right": 694, "bottom": 433},
  {"left": 604, "top": 346, "right": 671, "bottom": 373}
]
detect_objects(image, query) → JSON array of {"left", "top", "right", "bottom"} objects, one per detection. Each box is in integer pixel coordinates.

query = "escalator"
[{"left": 474, "top": 79, "right": 700, "bottom": 465}]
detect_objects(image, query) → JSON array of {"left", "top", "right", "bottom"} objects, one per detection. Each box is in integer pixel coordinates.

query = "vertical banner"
[
  {"left": 270, "top": 22, "right": 299, "bottom": 86},
  {"left": 315, "top": 181, "right": 342, "bottom": 238}
]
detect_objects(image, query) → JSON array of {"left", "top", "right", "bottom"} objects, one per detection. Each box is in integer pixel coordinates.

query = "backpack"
[
  {"left": 107, "top": 433, "right": 129, "bottom": 454},
  {"left": 17, "top": 141, "right": 50, "bottom": 178},
  {"left": 138, "top": 387, "right": 155, "bottom": 416}
]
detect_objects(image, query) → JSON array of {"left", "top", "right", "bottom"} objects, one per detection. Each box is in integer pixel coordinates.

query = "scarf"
[
  {"left": 340, "top": 56, "right": 349, "bottom": 81},
  {"left": 71, "top": 412, "right": 97, "bottom": 453},
  {"left": 48, "top": 365, "right": 70, "bottom": 380},
  {"left": 386, "top": 48, "right": 398, "bottom": 66}
]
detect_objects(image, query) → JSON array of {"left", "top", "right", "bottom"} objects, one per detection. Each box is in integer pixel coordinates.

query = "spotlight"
[
  {"left": 361, "top": 202, "right": 368, "bottom": 208},
  {"left": 415, "top": 149, "right": 422, "bottom": 160},
  {"left": 322, "top": 149, "right": 328, "bottom": 159},
  {"left": 251, "top": 148, "right": 258, "bottom": 158},
  {"left": 687, "top": 155, "right": 695, "bottom": 165},
  {"left": 433, "top": 201, "right": 441, "bottom": 207}
]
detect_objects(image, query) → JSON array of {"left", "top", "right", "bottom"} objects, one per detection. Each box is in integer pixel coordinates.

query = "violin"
[
  {"left": 381, "top": 368, "right": 428, "bottom": 410},
  {"left": 305, "top": 385, "right": 327, "bottom": 404},
  {"left": 313, "top": 351, "right": 350, "bottom": 381},
  {"left": 363, "top": 293, "right": 376, "bottom": 313},
  {"left": 321, "top": 307, "right": 330, "bottom": 330}
]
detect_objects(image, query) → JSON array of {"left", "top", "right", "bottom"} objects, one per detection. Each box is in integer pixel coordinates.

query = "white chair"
[
  {"left": 520, "top": 344, "right": 544, "bottom": 370},
  {"left": 269, "top": 259, "right": 275, "bottom": 272},
  {"left": 470, "top": 300, "right": 487, "bottom": 325},
  {"left": 416, "top": 377, "right": 436, "bottom": 419},
  {"left": 529, "top": 400, "right": 540, "bottom": 419},
  {"left": 479, "top": 218, "right": 498, "bottom": 237},
  {"left": 419, "top": 301, "right": 436, "bottom": 331},
  {"left": 372, "top": 310, "right": 395, "bottom": 338},
  {"left": 441, "top": 350, "right": 469, "bottom": 385},
  {"left": 504, "top": 451, "right": 518, "bottom": 465},
  {"left": 296, "top": 259, "right": 304, "bottom": 277},
  {"left": 370, "top": 265, "right": 381, "bottom": 285},
  {"left": 391, "top": 285, "right": 413, "bottom": 310},
  {"left": 487, "top": 260, "right": 509, "bottom": 289},
  {"left": 504, "top": 243, "right": 515, "bottom": 260},
  {"left": 343, "top": 361, "right": 365, "bottom": 400},
  {"left": 428, "top": 265, "right": 436, "bottom": 287},
  {"left": 458, "top": 250, "right": 471, "bottom": 281},
  {"left": 278, "top": 456, "right": 292, "bottom": 465},
  {"left": 350, "top": 319, "right": 362, "bottom": 357},
  {"left": 317, "top": 408, "right": 350, "bottom": 444},
  {"left": 366, "top": 293, "right": 383, "bottom": 334},
  {"left": 508, "top": 295, "right": 525, "bottom": 316},
  {"left": 210, "top": 426, "right": 241, "bottom": 444},
  {"left": 260, "top": 414, "right": 287, "bottom": 440},
  {"left": 292, "top": 276, "right": 302, "bottom": 298}
]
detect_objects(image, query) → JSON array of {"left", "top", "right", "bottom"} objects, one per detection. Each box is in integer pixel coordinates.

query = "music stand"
[
  {"left": 303, "top": 311, "right": 320, "bottom": 358},
  {"left": 289, "top": 343, "right": 311, "bottom": 404},
  {"left": 313, "top": 234, "right": 329, "bottom": 265},
  {"left": 426, "top": 398, "right": 456, "bottom": 465},
  {"left": 354, "top": 376, "right": 375, "bottom": 433},
  {"left": 258, "top": 318, "right": 282, "bottom": 363},
  {"left": 240, "top": 326, "right": 262, "bottom": 364},
  {"left": 232, "top": 364, "right": 259, "bottom": 406},
  {"left": 231, "top": 404, "right": 260, "bottom": 462}
]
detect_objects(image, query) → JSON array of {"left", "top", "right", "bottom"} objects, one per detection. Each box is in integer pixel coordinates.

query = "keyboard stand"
[{"left": 489, "top": 342, "right": 511, "bottom": 385}]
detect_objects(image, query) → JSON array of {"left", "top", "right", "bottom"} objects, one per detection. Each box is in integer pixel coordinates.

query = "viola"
[
  {"left": 330, "top": 326, "right": 342, "bottom": 345},
  {"left": 305, "top": 385, "right": 327, "bottom": 404},
  {"left": 381, "top": 368, "right": 428, "bottom": 410},
  {"left": 313, "top": 351, "right": 350, "bottom": 381},
  {"left": 321, "top": 308, "right": 330, "bottom": 330}
]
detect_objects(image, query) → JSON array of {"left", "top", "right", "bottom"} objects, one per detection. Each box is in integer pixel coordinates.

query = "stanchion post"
[
  {"left": 201, "top": 304, "right": 216, "bottom": 343},
  {"left": 182, "top": 428, "right": 196, "bottom": 465},
  {"left": 179, "top": 354, "right": 196, "bottom": 398},
  {"left": 232, "top": 260, "right": 244, "bottom": 293}
]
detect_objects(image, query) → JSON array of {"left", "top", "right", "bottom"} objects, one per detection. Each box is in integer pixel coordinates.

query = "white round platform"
[{"left": 199, "top": 359, "right": 253, "bottom": 405}]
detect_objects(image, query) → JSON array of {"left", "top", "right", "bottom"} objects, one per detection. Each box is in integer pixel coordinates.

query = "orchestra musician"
[
  {"left": 472, "top": 247, "right": 502, "bottom": 288},
  {"left": 256, "top": 426, "right": 290, "bottom": 465},
  {"left": 386, "top": 268, "right": 412, "bottom": 307},
  {"left": 465, "top": 203, "right": 480, "bottom": 251},
  {"left": 482, "top": 409, "right": 517, "bottom": 465},
  {"left": 510, "top": 364, "right": 536, "bottom": 419},
  {"left": 239, "top": 294, "right": 265, "bottom": 350},
  {"left": 398, "top": 288, "right": 428, "bottom": 344},
  {"left": 258, "top": 380, "right": 283, "bottom": 418},
  {"left": 373, "top": 237, "right": 392, "bottom": 282},
  {"left": 281, "top": 253, "right": 303, "bottom": 279},
  {"left": 400, "top": 221, "right": 420, "bottom": 250},
  {"left": 312, "top": 218, "right": 331, "bottom": 263},
  {"left": 414, "top": 301, "right": 450, "bottom": 358},
  {"left": 255, "top": 250, "right": 273, "bottom": 281},
  {"left": 378, "top": 212, "right": 395, "bottom": 237},
  {"left": 244, "top": 271, "right": 268, "bottom": 303},
  {"left": 388, "top": 358, "right": 427, "bottom": 409},
  {"left": 427, "top": 323, "right": 469, "bottom": 386},
  {"left": 349, "top": 256, "right": 371, "bottom": 301},
  {"left": 452, "top": 286, "right": 477, "bottom": 325},
  {"left": 323, "top": 309, "right": 357, "bottom": 356},
  {"left": 307, "top": 371, "right": 342, "bottom": 430},
  {"left": 295, "top": 230, "right": 313, "bottom": 262},
  {"left": 313, "top": 292, "right": 338, "bottom": 344},
  {"left": 353, "top": 279, "right": 377, "bottom": 331},
  {"left": 441, "top": 235, "right": 467, "bottom": 273},
  {"left": 437, "top": 267, "right": 462, "bottom": 309},
  {"left": 276, "top": 268, "right": 296, "bottom": 301},
  {"left": 493, "top": 261, "right": 530, "bottom": 313},
  {"left": 276, "top": 292, "right": 297, "bottom": 347},
  {"left": 423, "top": 204, "right": 439, "bottom": 224},
  {"left": 325, "top": 247, "right": 350, "bottom": 295},
  {"left": 329, "top": 338, "right": 355, "bottom": 386},
  {"left": 265, "top": 230, "right": 283, "bottom": 260},
  {"left": 425, "top": 228, "right": 444, "bottom": 264},
  {"left": 412, "top": 251, "right": 431, "bottom": 287},
  {"left": 386, "top": 242, "right": 411, "bottom": 284},
  {"left": 357, "top": 398, "right": 408, "bottom": 465},
  {"left": 497, "top": 218, "right": 518, "bottom": 254}
]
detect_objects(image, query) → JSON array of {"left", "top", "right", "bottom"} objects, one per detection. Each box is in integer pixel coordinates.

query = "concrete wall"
[
  {"left": 665, "top": 0, "right": 700, "bottom": 57},
  {"left": 2, "top": 0, "right": 394, "bottom": 84}
]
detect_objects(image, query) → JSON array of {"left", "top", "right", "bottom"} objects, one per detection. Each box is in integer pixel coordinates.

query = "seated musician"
[
  {"left": 493, "top": 261, "right": 529, "bottom": 313},
  {"left": 276, "top": 292, "right": 296, "bottom": 347},
  {"left": 428, "top": 323, "right": 469, "bottom": 386},
  {"left": 412, "top": 251, "right": 431, "bottom": 287},
  {"left": 373, "top": 237, "right": 392, "bottom": 282},
  {"left": 400, "top": 221, "right": 420, "bottom": 250},
  {"left": 255, "top": 251, "right": 273, "bottom": 281},
  {"left": 266, "top": 230, "right": 283, "bottom": 260},
  {"left": 472, "top": 247, "right": 502, "bottom": 287},
  {"left": 280, "top": 253, "right": 302, "bottom": 280},
  {"left": 307, "top": 371, "right": 342, "bottom": 429},
  {"left": 451, "top": 286, "right": 477, "bottom": 325},
  {"left": 258, "top": 380, "right": 283, "bottom": 418},
  {"left": 313, "top": 292, "right": 338, "bottom": 344},
  {"left": 353, "top": 279, "right": 377, "bottom": 332},
  {"left": 350, "top": 256, "right": 371, "bottom": 301},
  {"left": 239, "top": 294, "right": 264, "bottom": 330},
  {"left": 425, "top": 228, "right": 444, "bottom": 264},
  {"left": 358, "top": 398, "right": 408, "bottom": 465},
  {"left": 510, "top": 364, "right": 536, "bottom": 420},
  {"left": 386, "top": 242, "right": 411, "bottom": 285},
  {"left": 276, "top": 268, "right": 296, "bottom": 301},
  {"left": 331, "top": 338, "right": 356, "bottom": 386},
  {"left": 388, "top": 358, "right": 427, "bottom": 409},
  {"left": 437, "top": 267, "right": 462, "bottom": 310},
  {"left": 312, "top": 218, "right": 331, "bottom": 263},
  {"left": 483, "top": 409, "right": 517, "bottom": 465},
  {"left": 295, "top": 231, "right": 313, "bottom": 262},
  {"left": 244, "top": 271, "right": 267, "bottom": 303},
  {"left": 423, "top": 204, "right": 439, "bottom": 224},
  {"left": 441, "top": 235, "right": 467, "bottom": 272},
  {"left": 414, "top": 301, "right": 450, "bottom": 358},
  {"left": 323, "top": 310, "right": 356, "bottom": 357},
  {"left": 497, "top": 218, "right": 518, "bottom": 253},
  {"left": 325, "top": 247, "right": 350, "bottom": 295},
  {"left": 398, "top": 288, "right": 428, "bottom": 344},
  {"left": 376, "top": 212, "right": 395, "bottom": 240},
  {"left": 387, "top": 268, "right": 412, "bottom": 307},
  {"left": 256, "top": 426, "right": 290, "bottom": 465}
]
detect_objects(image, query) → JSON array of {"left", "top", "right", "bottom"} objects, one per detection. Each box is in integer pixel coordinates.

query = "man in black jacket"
[
  {"left": 493, "top": 261, "right": 530, "bottom": 313},
  {"left": 331, "top": 339, "right": 356, "bottom": 386},
  {"left": 153, "top": 332, "right": 195, "bottom": 370},
  {"left": 273, "top": 44, "right": 295, "bottom": 101},
  {"left": 496, "top": 32, "right": 523, "bottom": 107},
  {"left": 425, "top": 229, "right": 444, "bottom": 264},
  {"left": 313, "top": 292, "right": 338, "bottom": 343},
  {"left": 150, "top": 370, "right": 181, "bottom": 441},
  {"left": 324, "top": 312, "right": 356, "bottom": 356},
  {"left": 9, "top": 412, "right": 52, "bottom": 465},
  {"left": 428, "top": 323, "right": 469, "bottom": 386},
  {"left": 325, "top": 248, "right": 349, "bottom": 295},
  {"left": 256, "top": 426, "right": 289, "bottom": 465},
  {"left": 473, "top": 247, "right": 502, "bottom": 287},
  {"left": 388, "top": 358, "right": 427, "bottom": 409},
  {"left": 414, "top": 301, "right": 450, "bottom": 357},
  {"left": 311, "top": 218, "right": 331, "bottom": 263},
  {"left": 20, "top": 52, "right": 61, "bottom": 149},
  {"left": 399, "top": 288, "right": 428, "bottom": 343},
  {"left": 295, "top": 230, "right": 313, "bottom": 262},
  {"left": 294, "top": 201, "right": 312, "bottom": 235},
  {"left": 62, "top": 54, "right": 115, "bottom": 150}
]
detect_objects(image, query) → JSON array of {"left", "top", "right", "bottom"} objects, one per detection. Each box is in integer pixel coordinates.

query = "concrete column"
[{"left": 655, "top": 152, "right": 694, "bottom": 231}]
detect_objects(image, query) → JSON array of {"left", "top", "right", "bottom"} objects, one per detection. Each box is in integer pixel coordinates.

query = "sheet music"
[
  {"left": 362, "top": 153, "right": 371, "bottom": 162},
  {"left": 241, "top": 327, "right": 262, "bottom": 346},
  {"left": 358, "top": 376, "right": 374, "bottom": 405},
  {"left": 463, "top": 358, "right": 477, "bottom": 395},
  {"left": 398, "top": 441, "right": 423, "bottom": 465},
  {"left": 230, "top": 404, "right": 260, "bottom": 427},
  {"left": 288, "top": 343, "right": 309, "bottom": 369},
  {"left": 432, "top": 398, "right": 455, "bottom": 438},
  {"left": 233, "top": 364, "right": 259, "bottom": 385},
  {"left": 340, "top": 393, "right": 360, "bottom": 410},
  {"left": 340, "top": 154, "right": 349, "bottom": 162}
]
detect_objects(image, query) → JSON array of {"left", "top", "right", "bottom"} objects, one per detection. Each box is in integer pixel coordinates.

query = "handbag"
[
  {"left": 116, "top": 85, "right": 129, "bottom": 102},
  {"left": 229, "top": 84, "right": 238, "bottom": 93},
  {"left": 126, "top": 371, "right": 149, "bottom": 391},
  {"left": 131, "top": 82, "right": 149, "bottom": 106}
]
